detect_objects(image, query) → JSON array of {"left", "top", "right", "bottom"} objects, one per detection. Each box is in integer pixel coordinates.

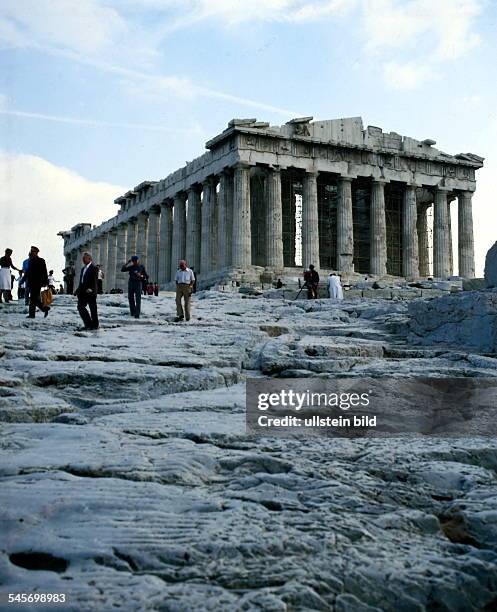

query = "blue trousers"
[{"left": 128, "top": 283, "right": 141, "bottom": 318}]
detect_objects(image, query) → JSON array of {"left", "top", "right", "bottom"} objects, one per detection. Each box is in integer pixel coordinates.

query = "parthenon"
[{"left": 59, "top": 117, "right": 483, "bottom": 291}]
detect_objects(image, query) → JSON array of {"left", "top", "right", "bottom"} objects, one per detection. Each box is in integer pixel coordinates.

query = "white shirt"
[
  {"left": 175, "top": 268, "right": 195, "bottom": 284},
  {"left": 48, "top": 275, "right": 56, "bottom": 286},
  {"left": 328, "top": 275, "right": 343, "bottom": 300}
]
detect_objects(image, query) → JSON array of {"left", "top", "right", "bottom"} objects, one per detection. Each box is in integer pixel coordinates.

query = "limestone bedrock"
[{"left": 1, "top": 292, "right": 497, "bottom": 611}]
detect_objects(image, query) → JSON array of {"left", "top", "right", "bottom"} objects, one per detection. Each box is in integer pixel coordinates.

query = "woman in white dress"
[
  {"left": 0, "top": 248, "right": 21, "bottom": 303},
  {"left": 327, "top": 272, "right": 344, "bottom": 301}
]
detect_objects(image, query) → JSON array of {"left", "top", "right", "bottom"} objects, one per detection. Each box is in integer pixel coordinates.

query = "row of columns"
[{"left": 70, "top": 166, "right": 476, "bottom": 290}]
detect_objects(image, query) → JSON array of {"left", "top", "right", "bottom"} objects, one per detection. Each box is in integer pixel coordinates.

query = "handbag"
[{"left": 41, "top": 287, "right": 54, "bottom": 308}]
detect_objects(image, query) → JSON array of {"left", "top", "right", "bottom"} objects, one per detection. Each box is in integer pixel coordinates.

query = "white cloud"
[
  {"left": 0, "top": 151, "right": 124, "bottom": 276},
  {"left": 383, "top": 60, "right": 436, "bottom": 90}
]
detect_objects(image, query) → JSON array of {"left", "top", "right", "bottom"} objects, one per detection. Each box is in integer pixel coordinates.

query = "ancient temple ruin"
[{"left": 59, "top": 117, "right": 483, "bottom": 291}]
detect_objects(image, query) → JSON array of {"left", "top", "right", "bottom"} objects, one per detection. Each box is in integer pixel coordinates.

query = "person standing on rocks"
[
  {"left": 26, "top": 246, "right": 50, "bottom": 319},
  {"left": 122, "top": 256, "right": 147, "bottom": 319},
  {"left": 96, "top": 265, "right": 104, "bottom": 294},
  {"left": 75, "top": 252, "right": 99, "bottom": 330},
  {"left": 328, "top": 272, "right": 344, "bottom": 301},
  {"left": 0, "top": 248, "right": 21, "bottom": 303},
  {"left": 309, "top": 264, "right": 320, "bottom": 299},
  {"left": 175, "top": 259, "right": 195, "bottom": 322}
]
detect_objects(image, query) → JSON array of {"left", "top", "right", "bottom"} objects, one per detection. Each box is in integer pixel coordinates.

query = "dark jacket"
[
  {"left": 26, "top": 256, "right": 48, "bottom": 288},
  {"left": 76, "top": 262, "right": 98, "bottom": 296},
  {"left": 122, "top": 263, "right": 147, "bottom": 285}
]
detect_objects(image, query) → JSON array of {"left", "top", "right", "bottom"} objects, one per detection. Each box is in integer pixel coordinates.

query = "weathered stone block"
[{"left": 485, "top": 241, "right": 497, "bottom": 288}]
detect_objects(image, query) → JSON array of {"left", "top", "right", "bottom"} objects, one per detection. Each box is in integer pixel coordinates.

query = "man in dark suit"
[
  {"left": 26, "top": 246, "right": 50, "bottom": 319},
  {"left": 75, "top": 252, "right": 99, "bottom": 330}
]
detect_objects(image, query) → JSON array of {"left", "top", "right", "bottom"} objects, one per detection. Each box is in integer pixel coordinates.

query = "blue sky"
[{"left": 1, "top": 0, "right": 496, "bottom": 276}]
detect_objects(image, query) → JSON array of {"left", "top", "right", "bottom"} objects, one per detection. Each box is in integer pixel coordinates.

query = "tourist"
[
  {"left": 62, "top": 262, "right": 75, "bottom": 295},
  {"left": 153, "top": 282, "right": 159, "bottom": 297},
  {"left": 309, "top": 264, "right": 320, "bottom": 299},
  {"left": 75, "top": 252, "right": 99, "bottom": 330},
  {"left": 58, "top": 284, "right": 65, "bottom": 294},
  {"left": 48, "top": 270, "right": 58, "bottom": 294},
  {"left": 122, "top": 256, "right": 147, "bottom": 319},
  {"left": 96, "top": 265, "right": 104, "bottom": 294},
  {"left": 303, "top": 269, "right": 313, "bottom": 299},
  {"left": 141, "top": 270, "right": 149, "bottom": 296},
  {"left": 22, "top": 253, "right": 31, "bottom": 305},
  {"left": 328, "top": 272, "right": 344, "bottom": 301},
  {"left": 175, "top": 259, "right": 195, "bottom": 322},
  {"left": 276, "top": 278, "right": 283, "bottom": 289},
  {"left": 17, "top": 271, "right": 26, "bottom": 300},
  {"left": 26, "top": 246, "right": 50, "bottom": 319},
  {"left": 0, "top": 248, "right": 21, "bottom": 303}
]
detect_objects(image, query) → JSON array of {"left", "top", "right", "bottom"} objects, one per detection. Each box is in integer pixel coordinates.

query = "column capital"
[
  {"left": 435, "top": 184, "right": 451, "bottom": 193},
  {"left": 372, "top": 177, "right": 389, "bottom": 185},
  {"left": 173, "top": 191, "right": 187, "bottom": 202},
  {"left": 338, "top": 175, "right": 355, "bottom": 183},
  {"left": 305, "top": 169, "right": 319, "bottom": 177},
  {"left": 233, "top": 161, "right": 253, "bottom": 171},
  {"left": 148, "top": 204, "right": 161, "bottom": 215},
  {"left": 138, "top": 210, "right": 149, "bottom": 217}
]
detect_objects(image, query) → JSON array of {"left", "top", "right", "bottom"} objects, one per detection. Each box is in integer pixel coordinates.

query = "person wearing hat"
[
  {"left": 174, "top": 259, "right": 195, "bottom": 322},
  {"left": 121, "top": 256, "right": 148, "bottom": 318},
  {"left": 26, "top": 246, "right": 50, "bottom": 318}
]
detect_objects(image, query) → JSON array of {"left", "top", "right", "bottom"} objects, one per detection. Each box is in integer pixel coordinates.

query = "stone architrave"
[
  {"left": 337, "top": 177, "right": 354, "bottom": 273},
  {"left": 158, "top": 202, "right": 173, "bottom": 285},
  {"left": 402, "top": 184, "right": 419, "bottom": 279},
  {"left": 232, "top": 163, "right": 252, "bottom": 269},
  {"left": 186, "top": 188, "right": 201, "bottom": 273},
  {"left": 458, "top": 191, "right": 475, "bottom": 278},
  {"left": 265, "top": 167, "right": 284, "bottom": 271},
  {"left": 370, "top": 179, "right": 387, "bottom": 276},
  {"left": 433, "top": 187, "right": 451, "bottom": 279},
  {"left": 302, "top": 171, "right": 320, "bottom": 270},
  {"left": 146, "top": 207, "right": 160, "bottom": 283},
  {"left": 170, "top": 193, "right": 187, "bottom": 279}
]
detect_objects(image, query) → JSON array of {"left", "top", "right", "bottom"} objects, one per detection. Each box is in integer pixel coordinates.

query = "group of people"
[{"left": 301, "top": 264, "right": 344, "bottom": 300}]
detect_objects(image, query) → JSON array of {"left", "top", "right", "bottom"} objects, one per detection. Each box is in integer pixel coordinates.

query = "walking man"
[
  {"left": 26, "top": 246, "right": 50, "bottom": 318},
  {"left": 75, "top": 252, "right": 99, "bottom": 330},
  {"left": 175, "top": 260, "right": 195, "bottom": 322},
  {"left": 122, "top": 256, "right": 147, "bottom": 318}
]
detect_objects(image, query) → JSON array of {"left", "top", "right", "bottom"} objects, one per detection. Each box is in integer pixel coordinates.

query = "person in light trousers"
[{"left": 174, "top": 260, "right": 195, "bottom": 322}]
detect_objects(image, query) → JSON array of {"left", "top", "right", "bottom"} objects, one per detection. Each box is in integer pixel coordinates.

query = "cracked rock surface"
[{"left": 1, "top": 292, "right": 497, "bottom": 611}]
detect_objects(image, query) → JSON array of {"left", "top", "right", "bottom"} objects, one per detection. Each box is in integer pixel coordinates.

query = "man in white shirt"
[
  {"left": 328, "top": 272, "right": 344, "bottom": 301},
  {"left": 174, "top": 259, "right": 195, "bottom": 322}
]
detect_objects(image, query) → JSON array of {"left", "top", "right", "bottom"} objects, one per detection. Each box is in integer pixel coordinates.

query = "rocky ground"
[{"left": 1, "top": 291, "right": 497, "bottom": 611}]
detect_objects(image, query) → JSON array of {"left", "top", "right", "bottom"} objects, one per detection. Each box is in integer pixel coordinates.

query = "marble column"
[
  {"left": 302, "top": 171, "right": 320, "bottom": 270},
  {"left": 200, "top": 179, "right": 213, "bottom": 275},
  {"left": 232, "top": 163, "right": 252, "bottom": 269},
  {"left": 74, "top": 247, "right": 83, "bottom": 287},
  {"left": 99, "top": 235, "right": 108, "bottom": 292},
  {"left": 158, "top": 202, "right": 173, "bottom": 285},
  {"left": 127, "top": 219, "right": 138, "bottom": 259},
  {"left": 337, "top": 177, "right": 354, "bottom": 273},
  {"left": 146, "top": 207, "right": 160, "bottom": 283},
  {"left": 170, "top": 192, "right": 187, "bottom": 279},
  {"left": 417, "top": 204, "right": 430, "bottom": 277},
  {"left": 217, "top": 175, "right": 229, "bottom": 270},
  {"left": 433, "top": 187, "right": 451, "bottom": 279},
  {"left": 115, "top": 223, "right": 128, "bottom": 291},
  {"left": 105, "top": 230, "right": 117, "bottom": 291},
  {"left": 224, "top": 170, "right": 234, "bottom": 267},
  {"left": 265, "top": 167, "right": 284, "bottom": 271},
  {"left": 370, "top": 179, "right": 387, "bottom": 276},
  {"left": 458, "top": 191, "right": 475, "bottom": 278},
  {"left": 186, "top": 187, "right": 201, "bottom": 273},
  {"left": 447, "top": 195, "right": 455, "bottom": 277},
  {"left": 210, "top": 177, "right": 219, "bottom": 271},
  {"left": 92, "top": 239, "right": 101, "bottom": 269},
  {"left": 402, "top": 184, "right": 419, "bottom": 279},
  {"left": 136, "top": 212, "right": 149, "bottom": 269}
]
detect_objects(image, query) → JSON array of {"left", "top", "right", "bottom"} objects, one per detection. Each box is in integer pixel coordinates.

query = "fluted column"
[
  {"left": 106, "top": 230, "right": 118, "bottom": 291},
  {"left": 224, "top": 170, "right": 234, "bottom": 267},
  {"left": 186, "top": 187, "right": 201, "bottom": 273},
  {"left": 115, "top": 223, "right": 127, "bottom": 291},
  {"left": 201, "top": 179, "right": 213, "bottom": 275},
  {"left": 127, "top": 219, "right": 138, "bottom": 259},
  {"left": 146, "top": 207, "right": 160, "bottom": 283},
  {"left": 458, "top": 191, "right": 475, "bottom": 278},
  {"left": 402, "top": 184, "right": 419, "bottom": 279},
  {"left": 337, "top": 177, "right": 354, "bottom": 273},
  {"left": 158, "top": 202, "right": 173, "bottom": 285},
  {"left": 265, "top": 166, "right": 284, "bottom": 271},
  {"left": 370, "top": 179, "right": 387, "bottom": 276},
  {"left": 136, "top": 212, "right": 149, "bottom": 269},
  {"left": 92, "top": 240, "right": 101, "bottom": 269},
  {"left": 232, "top": 163, "right": 252, "bottom": 269},
  {"left": 447, "top": 195, "right": 455, "bottom": 276},
  {"left": 217, "top": 175, "right": 229, "bottom": 270},
  {"left": 302, "top": 171, "right": 320, "bottom": 269},
  {"left": 417, "top": 204, "right": 430, "bottom": 277},
  {"left": 171, "top": 192, "right": 187, "bottom": 279},
  {"left": 433, "top": 187, "right": 451, "bottom": 278},
  {"left": 99, "top": 235, "right": 108, "bottom": 292},
  {"left": 210, "top": 177, "right": 219, "bottom": 271}
]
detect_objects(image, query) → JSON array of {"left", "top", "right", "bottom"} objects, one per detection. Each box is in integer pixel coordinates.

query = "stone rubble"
[{"left": 1, "top": 292, "right": 496, "bottom": 611}]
